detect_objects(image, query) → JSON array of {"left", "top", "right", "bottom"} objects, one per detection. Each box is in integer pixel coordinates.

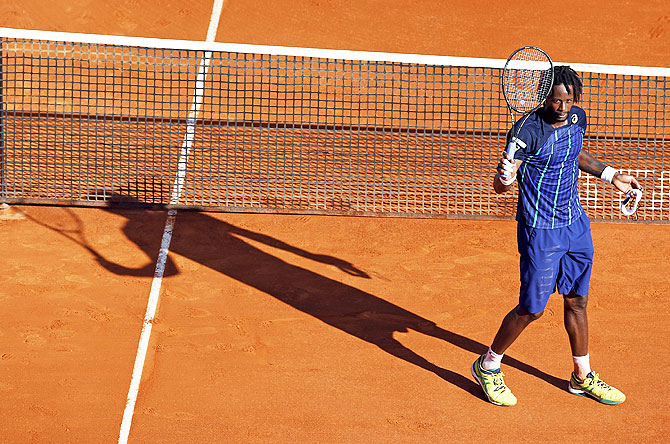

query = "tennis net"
[{"left": 1, "top": 27, "right": 669, "bottom": 222}]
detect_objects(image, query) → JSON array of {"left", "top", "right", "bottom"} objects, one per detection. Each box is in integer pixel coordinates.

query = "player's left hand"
[{"left": 612, "top": 173, "right": 643, "bottom": 195}]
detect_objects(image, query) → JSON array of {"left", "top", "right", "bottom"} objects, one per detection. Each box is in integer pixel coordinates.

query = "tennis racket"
[
  {"left": 500, "top": 46, "right": 554, "bottom": 179},
  {"left": 621, "top": 188, "right": 642, "bottom": 216}
]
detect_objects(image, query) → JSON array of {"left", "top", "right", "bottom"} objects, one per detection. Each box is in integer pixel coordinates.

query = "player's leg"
[
  {"left": 490, "top": 305, "right": 543, "bottom": 358},
  {"left": 557, "top": 213, "right": 593, "bottom": 378},
  {"left": 487, "top": 222, "right": 559, "bottom": 361},
  {"left": 471, "top": 223, "right": 557, "bottom": 406},
  {"left": 557, "top": 214, "right": 594, "bottom": 363},
  {"left": 559, "top": 214, "right": 625, "bottom": 404},
  {"left": 471, "top": 306, "right": 545, "bottom": 407},
  {"left": 563, "top": 291, "right": 589, "bottom": 374},
  {"left": 565, "top": 293, "right": 625, "bottom": 405}
]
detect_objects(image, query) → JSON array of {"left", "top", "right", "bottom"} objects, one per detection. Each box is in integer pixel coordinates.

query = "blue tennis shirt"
[{"left": 508, "top": 106, "right": 587, "bottom": 229}]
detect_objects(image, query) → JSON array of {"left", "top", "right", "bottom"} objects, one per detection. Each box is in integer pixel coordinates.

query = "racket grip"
[
  {"left": 501, "top": 139, "right": 517, "bottom": 180},
  {"left": 505, "top": 138, "right": 517, "bottom": 160}
]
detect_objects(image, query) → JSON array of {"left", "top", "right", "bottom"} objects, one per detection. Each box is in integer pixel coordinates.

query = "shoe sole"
[
  {"left": 567, "top": 382, "right": 625, "bottom": 405},
  {"left": 471, "top": 361, "right": 514, "bottom": 407}
]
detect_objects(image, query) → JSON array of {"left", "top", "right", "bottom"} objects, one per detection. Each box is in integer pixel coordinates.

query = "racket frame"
[
  {"left": 621, "top": 188, "right": 642, "bottom": 216},
  {"left": 500, "top": 46, "right": 554, "bottom": 170}
]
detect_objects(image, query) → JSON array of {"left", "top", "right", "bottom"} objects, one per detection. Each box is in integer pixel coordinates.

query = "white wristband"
[{"left": 600, "top": 166, "right": 617, "bottom": 183}]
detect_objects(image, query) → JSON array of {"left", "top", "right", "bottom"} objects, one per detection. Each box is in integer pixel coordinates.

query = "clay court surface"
[{"left": 1, "top": 1, "right": 669, "bottom": 443}]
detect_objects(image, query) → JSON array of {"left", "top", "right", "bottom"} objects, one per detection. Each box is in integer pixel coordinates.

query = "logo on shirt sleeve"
[{"left": 571, "top": 113, "right": 579, "bottom": 124}]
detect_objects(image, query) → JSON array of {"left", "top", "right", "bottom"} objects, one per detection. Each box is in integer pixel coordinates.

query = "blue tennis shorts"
[{"left": 517, "top": 213, "right": 593, "bottom": 314}]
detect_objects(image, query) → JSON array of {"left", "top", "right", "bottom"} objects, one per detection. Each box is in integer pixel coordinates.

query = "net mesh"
[{"left": 1, "top": 30, "right": 669, "bottom": 222}]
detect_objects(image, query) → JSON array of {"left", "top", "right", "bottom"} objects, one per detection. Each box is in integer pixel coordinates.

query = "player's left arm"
[{"left": 578, "top": 150, "right": 643, "bottom": 193}]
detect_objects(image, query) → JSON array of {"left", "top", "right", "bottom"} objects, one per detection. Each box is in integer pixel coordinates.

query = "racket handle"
[
  {"left": 505, "top": 138, "right": 518, "bottom": 160},
  {"left": 501, "top": 139, "right": 517, "bottom": 180}
]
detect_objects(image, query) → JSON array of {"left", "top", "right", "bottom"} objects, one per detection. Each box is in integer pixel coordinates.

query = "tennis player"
[{"left": 471, "top": 65, "right": 642, "bottom": 406}]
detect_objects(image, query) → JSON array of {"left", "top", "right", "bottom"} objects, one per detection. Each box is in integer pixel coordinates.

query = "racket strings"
[{"left": 503, "top": 47, "right": 553, "bottom": 113}]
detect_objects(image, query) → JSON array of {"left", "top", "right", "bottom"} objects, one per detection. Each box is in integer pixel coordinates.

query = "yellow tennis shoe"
[
  {"left": 471, "top": 354, "right": 517, "bottom": 406},
  {"left": 568, "top": 371, "right": 626, "bottom": 405}
]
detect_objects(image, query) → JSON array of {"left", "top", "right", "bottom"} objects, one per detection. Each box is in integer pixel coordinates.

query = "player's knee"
[
  {"left": 564, "top": 293, "right": 588, "bottom": 312},
  {"left": 515, "top": 306, "right": 544, "bottom": 322}
]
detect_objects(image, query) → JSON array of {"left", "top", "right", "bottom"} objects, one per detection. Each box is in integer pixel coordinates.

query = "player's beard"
[
  {"left": 543, "top": 106, "right": 569, "bottom": 125},
  {"left": 553, "top": 110, "right": 569, "bottom": 122}
]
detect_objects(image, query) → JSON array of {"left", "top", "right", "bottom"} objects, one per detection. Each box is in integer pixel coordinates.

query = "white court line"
[
  {"left": 4, "top": 26, "right": 670, "bottom": 76},
  {"left": 117, "top": 1, "right": 225, "bottom": 443}
]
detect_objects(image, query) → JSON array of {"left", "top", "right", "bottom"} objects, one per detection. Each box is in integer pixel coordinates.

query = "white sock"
[
  {"left": 482, "top": 347, "right": 504, "bottom": 371},
  {"left": 572, "top": 354, "right": 591, "bottom": 380}
]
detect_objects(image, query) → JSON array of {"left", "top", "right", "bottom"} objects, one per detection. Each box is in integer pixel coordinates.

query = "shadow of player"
[{"left": 36, "top": 200, "right": 566, "bottom": 399}]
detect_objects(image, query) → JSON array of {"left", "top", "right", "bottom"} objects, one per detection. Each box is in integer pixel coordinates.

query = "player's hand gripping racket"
[{"left": 500, "top": 46, "right": 554, "bottom": 181}]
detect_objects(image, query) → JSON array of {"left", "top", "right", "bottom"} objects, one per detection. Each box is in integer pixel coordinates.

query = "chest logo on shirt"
[{"left": 571, "top": 113, "right": 579, "bottom": 124}]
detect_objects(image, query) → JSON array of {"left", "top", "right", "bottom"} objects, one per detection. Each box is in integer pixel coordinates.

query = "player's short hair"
[{"left": 553, "top": 65, "right": 583, "bottom": 102}]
